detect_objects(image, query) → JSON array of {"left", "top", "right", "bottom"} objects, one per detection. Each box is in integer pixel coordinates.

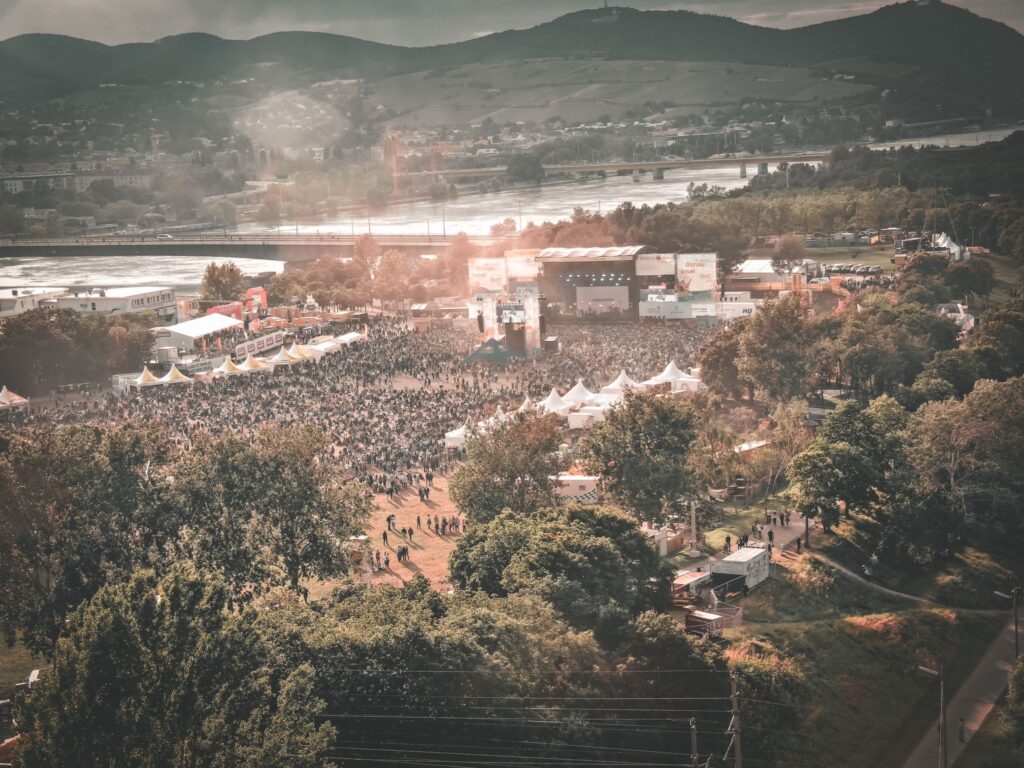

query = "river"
[{"left": 1, "top": 127, "right": 1017, "bottom": 293}]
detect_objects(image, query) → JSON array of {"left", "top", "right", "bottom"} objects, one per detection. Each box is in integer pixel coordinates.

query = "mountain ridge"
[{"left": 1, "top": 1, "right": 1021, "bottom": 113}]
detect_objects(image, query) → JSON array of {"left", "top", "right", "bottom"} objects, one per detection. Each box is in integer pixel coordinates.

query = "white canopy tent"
[
  {"left": 601, "top": 370, "right": 642, "bottom": 395},
  {"left": 264, "top": 348, "right": 299, "bottom": 367},
  {"left": 643, "top": 360, "right": 690, "bottom": 387},
  {"left": 0, "top": 386, "right": 29, "bottom": 411},
  {"left": 236, "top": 355, "right": 269, "bottom": 373},
  {"left": 152, "top": 314, "right": 243, "bottom": 352},
  {"left": 129, "top": 366, "right": 162, "bottom": 389},
  {"left": 563, "top": 379, "right": 597, "bottom": 407},
  {"left": 337, "top": 331, "right": 365, "bottom": 346},
  {"left": 157, "top": 364, "right": 193, "bottom": 385},
  {"left": 517, "top": 395, "right": 535, "bottom": 414},
  {"left": 444, "top": 424, "right": 469, "bottom": 449},
  {"left": 538, "top": 387, "right": 572, "bottom": 415},
  {"left": 212, "top": 358, "right": 243, "bottom": 377}
]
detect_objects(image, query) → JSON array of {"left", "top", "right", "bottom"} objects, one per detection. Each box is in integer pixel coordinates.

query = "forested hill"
[{"left": 1, "top": 0, "right": 1022, "bottom": 113}]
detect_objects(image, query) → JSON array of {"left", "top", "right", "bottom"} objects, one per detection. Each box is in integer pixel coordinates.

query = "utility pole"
[
  {"left": 726, "top": 672, "right": 743, "bottom": 768},
  {"left": 940, "top": 661, "right": 947, "bottom": 768},
  {"left": 995, "top": 587, "right": 1020, "bottom": 657},
  {"left": 919, "top": 663, "right": 947, "bottom": 768},
  {"left": 690, "top": 717, "right": 699, "bottom": 768}
]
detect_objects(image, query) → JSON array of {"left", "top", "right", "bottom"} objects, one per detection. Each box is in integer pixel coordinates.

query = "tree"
[
  {"left": 182, "top": 426, "right": 371, "bottom": 600},
  {"left": 579, "top": 392, "right": 698, "bottom": 523},
  {"left": 697, "top": 320, "right": 748, "bottom": 399},
  {"left": 352, "top": 234, "right": 381, "bottom": 284},
  {"left": 13, "top": 566, "right": 334, "bottom": 768},
  {"left": 506, "top": 153, "right": 545, "bottom": 184},
  {"left": 448, "top": 504, "right": 669, "bottom": 644},
  {"left": 444, "top": 232, "right": 476, "bottom": 293},
  {"left": 200, "top": 261, "right": 244, "bottom": 302},
  {"left": 786, "top": 441, "right": 877, "bottom": 539},
  {"left": 449, "top": 416, "right": 561, "bottom": 524},
  {"left": 736, "top": 296, "right": 814, "bottom": 401},
  {"left": 374, "top": 249, "right": 411, "bottom": 301},
  {"left": 0, "top": 422, "right": 176, "bottom": 655},
  {"left": 771, "top": 235, "right": 806, "bottom": 276}
]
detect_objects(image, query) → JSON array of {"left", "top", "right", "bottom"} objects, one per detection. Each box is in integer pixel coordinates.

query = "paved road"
[{"left": 902, "top": 615, "right": 1017, "bottom": 768}]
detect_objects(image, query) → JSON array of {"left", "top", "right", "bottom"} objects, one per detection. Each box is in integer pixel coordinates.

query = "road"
[{"left": 900, "top": 615, "right": 1017, "bottom": 768}]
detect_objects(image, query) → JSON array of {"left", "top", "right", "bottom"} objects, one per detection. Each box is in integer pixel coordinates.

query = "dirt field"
[{"left": 309, "top": 477, "right": 464, "bottom": 599}]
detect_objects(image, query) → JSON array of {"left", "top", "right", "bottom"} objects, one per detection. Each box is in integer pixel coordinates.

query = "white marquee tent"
[
  {"left": 601, "top": 370, "right": 642, "bottom": 395},
  {"left": 157, "top": 365, "right": 193, "bottom": 385},
  {"left": 129, "top": 366, "right": 162, "bottom": 388},
  {"left": 212, "top": 358, "right": 243, "bottom": 377},
  {"left": 236, "top": 355, "right": 269, "bottom": 373},
  {"left": 0, "top": 386, "right": 29, "bottom": 411},
  {"left": 538, "top": 387, "right": 572, "bottom": 415},
  {"left": 563, "top": 379, "right": 597, "bottom": 406}
]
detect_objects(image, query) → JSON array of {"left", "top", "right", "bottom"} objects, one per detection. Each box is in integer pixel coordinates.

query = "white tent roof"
[
  {"left": 444, "top": 424, "right": 469, "bottom": 449},
  {"left": 563, "top": 379, "right": 597, "bottom": 406},
  {"left": 337, "top": 331, "right": 365, "bottom": 345},
  {"left": 264, "top": 348, "right": 297, "bottom": 366},
  {"left": 287, "top": 343, "right": 314, "bottom": 360},
  {"left": 0, "top": 386, "right": 29, "bottom": 409},
  {"left": 601, "top": 370, "right": 642, "bottom": 394},
  {"left": 154, "top": 313, "right": 242, "bottom": 340},
  {"left": 236, "top": 354, "right": 268, "bottom": 372},
  {"left": 538, "top": 387, "right": 571, "bottom": 414},
  {"left": 157, "top": 364, "right": 193, "bottom": 384},
  {"left": 213, "top": 358, "right": 242, "bottom": 376},
  {"left": 645, "top": 361, "right": 690, "bottom": 386},
  {"left": 517, "top": 395, "right": 535, "bottom": 414},
  {"left": 131, "top": 366, "right": 162, "bottom": 388}
]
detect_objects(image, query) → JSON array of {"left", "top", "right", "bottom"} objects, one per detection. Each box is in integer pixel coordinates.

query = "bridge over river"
[
  {"left": 399, "top": 152, "right": 831, "bottom": 180},
  {"left": 0, "top": 233, "right": 494, "bottom": 263}
]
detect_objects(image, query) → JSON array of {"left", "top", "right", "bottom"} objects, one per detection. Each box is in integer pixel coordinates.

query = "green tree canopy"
[
  {"left": 579, "top": 391, "right": 698, "bottom": 522},
  {"left": 14, "top": 565, "right": 334, "bottom": 768},
  {"left": 449, "top": 504, "right": 670, "bottom": 644},
  {"left": 448, "top": 415, "right": 561, "bottom": 524}
]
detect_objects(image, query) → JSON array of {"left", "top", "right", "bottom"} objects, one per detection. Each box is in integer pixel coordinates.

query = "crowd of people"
[{"left": 12, "top": 316, "right": 713, "bottom": 484}]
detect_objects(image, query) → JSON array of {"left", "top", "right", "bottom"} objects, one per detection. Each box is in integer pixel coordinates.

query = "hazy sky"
[{"left": 2, "top": 0, "right": 1022, "bottom": 45}]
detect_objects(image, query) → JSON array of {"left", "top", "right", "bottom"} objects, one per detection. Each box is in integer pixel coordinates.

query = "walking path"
[{"left": 902, "top": 614, "right": 1017, "bottom": 768}]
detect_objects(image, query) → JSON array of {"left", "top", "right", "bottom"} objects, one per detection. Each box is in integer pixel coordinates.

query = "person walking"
[
  {"left": 767, "top": 529, "right": 775, "bottom": 548},
  {"left": 384, "top": 552, "right": 390, "bottom": 570},
  {"left": 417, "top": 514, "right": 421, "bottom": 529},
  {"left": 382, "top": 530, "right": 389, "bottom": 547},
  {"left": 796, "top": 538, "right": 802, "bottom": 555}
]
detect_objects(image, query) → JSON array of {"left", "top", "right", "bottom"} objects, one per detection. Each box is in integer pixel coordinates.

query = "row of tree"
[
  {"left": 0, "top": 308, "right": 154, "bottom": 394},
  {"left": 0, "top": 423, "right": 373, "bottom": 655},
  {"left": 787, "top": 377, "right": 1024, "bottom": 566}
]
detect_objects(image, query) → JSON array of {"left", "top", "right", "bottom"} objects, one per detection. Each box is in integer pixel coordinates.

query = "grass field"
[
  {"left": 818, "top": 516, "right": 1021, "bottom": 609},
  {"left": 728, "top": 609, "right": 1005, "bottom": 768}
]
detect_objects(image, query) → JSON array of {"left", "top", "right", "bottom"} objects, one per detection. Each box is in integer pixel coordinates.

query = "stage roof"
[{"left": 537, "top": 246, "right": 648, "bottom": 263}]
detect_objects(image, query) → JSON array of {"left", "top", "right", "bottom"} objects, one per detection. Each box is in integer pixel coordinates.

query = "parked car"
[{"left": 156, "top": 233, "right": 174, "bottom": 239}]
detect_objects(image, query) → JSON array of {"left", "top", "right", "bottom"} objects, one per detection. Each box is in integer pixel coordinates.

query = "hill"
[{"left": 0, "top": 1, "right": 1021, "bottom": 119}]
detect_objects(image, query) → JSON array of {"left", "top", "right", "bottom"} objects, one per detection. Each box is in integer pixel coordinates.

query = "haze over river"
[{"left": 0, "top": 128, "right": 1016, "bottom": 293}]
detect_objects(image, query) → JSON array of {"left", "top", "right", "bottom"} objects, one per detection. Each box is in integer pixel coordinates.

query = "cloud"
[{"left": 0, "top": 0, "right": 1020, "bottom": 44}]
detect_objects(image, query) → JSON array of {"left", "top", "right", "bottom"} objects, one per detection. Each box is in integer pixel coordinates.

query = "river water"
[{"left": 1, "top": 127, "right": 1017, "bottom": 292}]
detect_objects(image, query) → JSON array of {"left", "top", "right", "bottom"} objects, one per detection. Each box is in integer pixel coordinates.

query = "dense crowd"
[{"left": 13, "top": 317, "right": 713, "bottom": 483}]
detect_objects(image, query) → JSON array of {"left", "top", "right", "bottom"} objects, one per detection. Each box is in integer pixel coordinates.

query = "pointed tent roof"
[
  {"left": 157, "top": 364, "right": 193, "bottom": 384},
  {"left": 563, "top": 379, "right": 596, "bottom": 406},
  {"left": 264, "top": 348, "right": 297, "bottom": 366},
  {"left": 601, "top": 369, "right": 641, "bottom": 394},
  {"left": 517, "top": 395, "right": 535, "bottom": 414},
  {"left": 131, "top": 366, "right": 162, "bottom": 388},
  {"left": 538, "top": 387, "right": 571, "bottom": 414},
  {"left": 295, "top": 343, "right": 324, "bottom": 360},
  {"left": 645, "top": 360, "right": 689, "bottom": 386},
  {"left": 286, "top": 343, "right": 312, "bottom": 360},
  {"left": 0, "top": 386, "right": 29, "bottom": 409},
  {"left": 236, "top": 354, "right": 268, "bottom": 372},
  {"left": 213, "top": 358, "right": 242, "bottom": 376}
]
